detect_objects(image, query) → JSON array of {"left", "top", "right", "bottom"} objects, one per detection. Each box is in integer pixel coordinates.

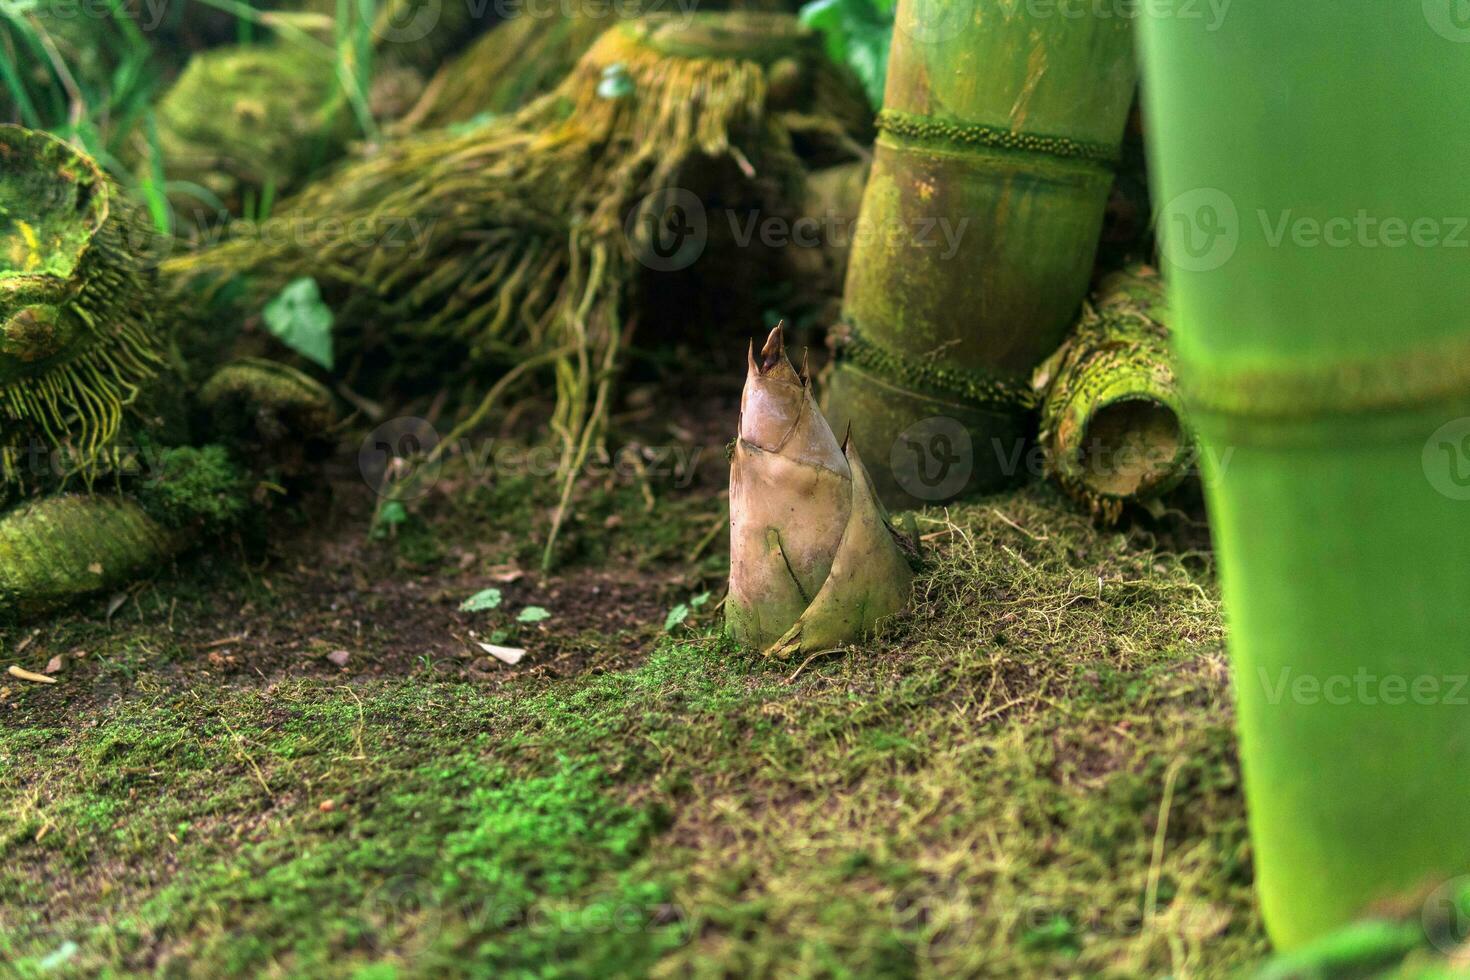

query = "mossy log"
[
  {"left": 1034, "top": 265, "right": 1190, "bottom": 523},
  {"left": 404, "top": 0, "right": 810, "bottom": 130},
  {"left": 169, "top": 13, "right": 871, "bottom": 472},
  {"left": 823, "top": 0, "right": 1137, "bottom": 507},
  {"left": 0, "top": 128, "right": 335, "bottom": 619},
  {"left": 0, "top": 125, "right": 172, "bottom": 498},
  {"left": 148, "top": 41, "right": 356, "bottom": 227},
  {"left": 0, "top": 494, "right": 178, "bottom": 619},
  {"left": 403, "top": 11, "right": 614, "bottom": 129}
]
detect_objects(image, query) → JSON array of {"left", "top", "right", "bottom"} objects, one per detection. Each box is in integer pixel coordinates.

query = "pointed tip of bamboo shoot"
[{"left": 760, "top": 322, "right": 785, "bottom": 373}]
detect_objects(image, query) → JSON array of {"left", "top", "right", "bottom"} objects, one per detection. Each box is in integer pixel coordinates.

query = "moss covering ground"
[{"left": 0, "top": 441, "right": 1264, "bottom": 976}]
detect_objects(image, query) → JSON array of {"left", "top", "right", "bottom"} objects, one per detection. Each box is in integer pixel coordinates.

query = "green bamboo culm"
[
  {"left": 1138, "top": 2, "right": 1470, "bottom": 949},
  {"left": 0, "top": 125, "right": 168, "bottom": 498},
  {"left": 1034, "top": 265, "right": 1190, "bottom": 523},
  {"left": 822, "top": 0, "right": 1135, "bottom": 507}
]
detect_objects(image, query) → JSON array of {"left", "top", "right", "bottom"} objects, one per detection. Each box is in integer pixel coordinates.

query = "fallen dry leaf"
[
  {"left": 43, "top": 656, "right": 63, "bottom": 675},
  {"left": 327, "top": 650, "right": 351, "bottom": 667},
  {"left": 8, "top": 665, "right": 56, "bottom": 685},
  {"left": 475, "top": 642, "right": 526, "bottom": 666}
]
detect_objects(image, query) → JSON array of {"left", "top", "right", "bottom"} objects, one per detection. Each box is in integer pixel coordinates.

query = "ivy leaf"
[
  {"left": 664, "top": 604, "right": 691, "bottom": 632},
  {"left": 690, "top": 591, "right": 712, "bottom": 609},
  {"left": 460, "top": 588, "right": 503, "bottom": 613},
  {"left": 517, "top": 606, "right": 551, "bottom": 624},
  {"left": 263, "top": 277, "right": 335, "bottom": 369}
]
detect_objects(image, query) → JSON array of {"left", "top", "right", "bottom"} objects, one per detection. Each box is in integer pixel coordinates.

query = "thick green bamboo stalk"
[
  {"left": 1139, "top": 3, "right": 1470, "bottom": 949},
  {"left": 1034, "top": 264, "right": 1189, "bottom": 523},
  {"left": 823, "top": 0, "right": 1135, "bottom": 507}
]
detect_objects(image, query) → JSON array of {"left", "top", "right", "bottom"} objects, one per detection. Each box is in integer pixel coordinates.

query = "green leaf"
[
  {"left": 690, "top": 591, "right": 712, "bottom": 609},
  {"left": 800, "top": 0, "right": 894, "bottom": 108},
  {"left": 664, "top": 604, "right": 691, "bottom": 632},
  {"left": 371, "top": 500, "right": 408, "bottom": 539},
  {"left": 263, "top": 277, "right": 335, "bottom": 369},
  {"left": 459, "top": 588, "right": 503, "bottom": 613},
  {"left": 517, "top": 606, "right": 551, "bottom": 624}
]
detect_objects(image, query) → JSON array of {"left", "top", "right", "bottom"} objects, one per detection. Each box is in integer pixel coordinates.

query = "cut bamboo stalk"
[
  {"left": 823, "top": 0, "right": 1136, "bottom": 507},
  {"left": 1034, "top": 265, "right": 1190, "bottom": 522},
  {"left": 1139, "top": 3, "right": 1470, "bottom": 949}
]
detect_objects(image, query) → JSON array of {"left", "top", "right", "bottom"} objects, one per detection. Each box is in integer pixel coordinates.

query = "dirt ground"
[{"left": 0, "top": 375, "right": 1266, "bottom": 978}]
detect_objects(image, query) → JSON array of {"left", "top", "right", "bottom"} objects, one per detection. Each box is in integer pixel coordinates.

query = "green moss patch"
[{"left": 0, "top": 486, "right": 1265, "bottom": 976}]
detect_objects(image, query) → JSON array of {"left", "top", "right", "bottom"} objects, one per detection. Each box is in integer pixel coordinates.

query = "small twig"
[
  {"left": 787, "top": 647, "right": 842, "bottom": 683},
  {"left": 1144, "top": 757, "right": 1185, "bottom": 925},
  {"left": 685, "top": 508, "right": 728, "bottom": 564},
  {"left": 217, "top": 713, "right": 274, "bottom": 802},
  {"left": 991, "top": 508, "right": 1048, "bottom": 541},
  {"left": 339, "top": 686, "right": 368, "bottom": 761}
]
